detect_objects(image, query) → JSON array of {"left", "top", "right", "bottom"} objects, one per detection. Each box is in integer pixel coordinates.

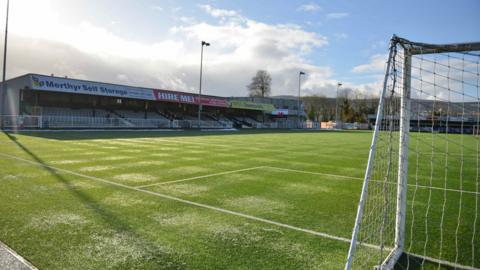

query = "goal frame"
[{"left": 345, "top": 35, "right": 480, "bottom": 270}]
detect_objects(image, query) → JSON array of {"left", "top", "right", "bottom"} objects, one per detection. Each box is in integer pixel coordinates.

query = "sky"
[{"left": 1, "top": 0, "right": 479, "bottom": 97}]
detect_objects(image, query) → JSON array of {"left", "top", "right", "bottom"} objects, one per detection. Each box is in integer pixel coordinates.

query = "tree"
[
  {"left": 341, "top": 98, "right": 354, "bottom": 122},
  {"left": 340, "top": 90, "right": 355, "bottom": 123},
  {"left": 301, "top": 91, "right": 379, "bottom": 123},
  {"left": 307, "top": 105, "right": 316, "bottom": 121},
  {"left": 247, "top": 70, "right": 272, "bottom": 97}
]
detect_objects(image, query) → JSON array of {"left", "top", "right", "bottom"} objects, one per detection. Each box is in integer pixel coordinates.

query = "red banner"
[
  {"left": 199, "top": 96, "right": 228, "bottom": 107},
  {"left": 153, "top": 90, "right": 228, "bottom": 108}
]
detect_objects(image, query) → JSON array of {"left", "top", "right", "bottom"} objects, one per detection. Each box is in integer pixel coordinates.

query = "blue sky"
[{"left": 2, "top": 0, "right": 479, "bottom": 97}]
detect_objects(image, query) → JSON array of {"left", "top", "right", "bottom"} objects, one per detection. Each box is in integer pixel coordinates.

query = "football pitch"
[{"left": 0, "top": 130, "right": 478, "bottom": 269}]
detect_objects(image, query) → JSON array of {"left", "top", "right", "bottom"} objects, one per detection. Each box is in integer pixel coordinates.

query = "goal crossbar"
[{"left": 393, "top": 35, "right": 480, "bottom": 55}]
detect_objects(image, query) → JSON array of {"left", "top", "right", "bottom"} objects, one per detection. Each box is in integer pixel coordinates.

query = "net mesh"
[{"left": 346, "top": 37, "right": 480, "bottom": 270}]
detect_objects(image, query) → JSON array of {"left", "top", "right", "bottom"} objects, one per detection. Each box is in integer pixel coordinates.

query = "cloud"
[
  {"left": 352, "top": 54, "right": 387, "bottom": 74},
  {"left": 168, "top": 18, "right": 329, "bottom": 95},
  {"left": 301, "top": 76, "right": 382, "bottom": 98},
  {"left": 335, "top": 33, "right": 348, "bottom": 39},
  {"left": 349, "top": 53, "right": 479, "bottom": 102},
  {"left": 297, "top": 3, "right": 322, "bottom": 13},
  {"left": 171, "top": 7, "right": 182, "bottom": 14},
  {"left": 326, "top": 12, "right": 349, "bottom": 19},
  {"left": 178, "top": 16, "right": 197, "bottom": 25},
  {"left": 198, "top": 4, "right": 246, "bottom": 25},
  {"left": 151, "top": 5, "right": 163, "bottom": 12},
  {"left": 409, "top": 56, "right": 479, "bottom": 102},
  {"left": 8, "top": 1, "right": 380, "bottom": 98},
  {"left": 199, "top": 4, "right": 241, "bottom": 19}
]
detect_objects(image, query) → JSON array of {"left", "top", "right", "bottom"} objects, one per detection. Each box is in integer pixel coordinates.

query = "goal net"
[{"left": 345, "top": 36, "right": 480, "bottom": 270}]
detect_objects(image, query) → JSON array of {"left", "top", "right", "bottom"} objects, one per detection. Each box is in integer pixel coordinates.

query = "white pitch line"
[
  {"left": 135, "top": 166, "right": 266, "bottom": 188},
  {"left": 1, "top": 153, "right": 476, "bottom": 270},
  {"left": 265, "top": 166, "right": 363, "bottom": 181},
  {"left": 0, "top": 153, "right": 354, "bottom": 245},
  {"left": 405, "top": 252, "right": 479, "bottom": 270},
  {"left": 265, "top": 166, "right": 480, "bottom": 195}
]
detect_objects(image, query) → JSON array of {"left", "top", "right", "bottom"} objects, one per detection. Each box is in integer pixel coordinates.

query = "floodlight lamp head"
[
  {"left": 300, "top": 71, "right": 306, "bottom": 76},
  {"left": 202, "top": 41, "right": 210, "bottom": 46}
]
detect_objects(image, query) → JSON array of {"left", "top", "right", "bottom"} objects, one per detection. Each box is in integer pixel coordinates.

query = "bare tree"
[
  {"left": 302, "top": 94, "right": 332, "bottom": 121},
  {"left": 247, "top": 70, "right": 272, "bottom": 97},
  {"left": 302, "top": 90, "right": 379, "bottom": 123}
]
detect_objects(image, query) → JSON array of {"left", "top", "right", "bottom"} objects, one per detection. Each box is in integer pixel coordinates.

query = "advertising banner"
[
  {"left": 200, "top": 96, "right": 228, "bottom": 107},
  {"left": 154, "top": 90, "right": 195, "bottom": 104},
  {"left": 29, "top": 74, "right": 228, "bottom": 107},
  {"left": 30, "top": 74, "right": 156, "bottom": 100},
  {"left": 271, "top": 109, "right": 289, "bottom": 116},
  {"left": 153, "top": 90, "right": 228, "bottom": 108},
  {"left": 229, "top": 100, "right": 276, "bottom": 112}
]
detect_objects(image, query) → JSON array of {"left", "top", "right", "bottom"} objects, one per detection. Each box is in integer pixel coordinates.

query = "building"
[
  {"left": 0, "top": 73, "right": 307, "bottom": 130},
  {"left": 367, "top": 98, "right": 479, "bottom": 134}
]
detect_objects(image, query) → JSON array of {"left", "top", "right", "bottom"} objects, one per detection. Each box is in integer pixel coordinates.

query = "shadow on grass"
[
  {"left": 394, "top": 253, "right": 456, "bottom": 270},
  {"left": 3, "top": 132, "right": 185, "bottom": 268},
  {"left": 9, "top": 128, "right": 370, "bottom": 141}
]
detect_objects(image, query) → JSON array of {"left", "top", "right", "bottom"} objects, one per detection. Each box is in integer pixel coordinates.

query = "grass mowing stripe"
[
  {"left": 143, "top": 138, "right": 231, "bottom": 148},
  {"left": 168, "top": 140, "right": 367, "bottom": 160},
  {"left": 139, "top": 137, "right": 369, "bottom": 161},
  {"left": 266, "top": 166, "right": 480, "bottom": 195},
  {"left": 1, "top": 131, "right": 475, "bottom": 269},
  {"left": 0, "top": 152, "right": 356, "bottom": 246},
  {"left": 3, "top": 150, "right": 473, "bottom": 270},
  {"left": 135, "top": 166, "right": 266, "bottom": 188}
]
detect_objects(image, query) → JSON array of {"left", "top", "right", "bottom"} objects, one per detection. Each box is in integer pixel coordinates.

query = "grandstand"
[
  {"left": 367, "top": 99, "right": 479, "bottom": 134},
  {"left": 0, "top": 74, "right": 307, "bottom": 130}
]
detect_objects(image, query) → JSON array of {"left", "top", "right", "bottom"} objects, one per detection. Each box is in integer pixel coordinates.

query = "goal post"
[{"left": 345, "top": 36, "right": 480, "bottom": 270}]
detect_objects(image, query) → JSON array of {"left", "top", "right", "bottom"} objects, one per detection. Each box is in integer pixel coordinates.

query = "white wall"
[{"left": 1, "top": 75, "right": 31, "bottom": 115}]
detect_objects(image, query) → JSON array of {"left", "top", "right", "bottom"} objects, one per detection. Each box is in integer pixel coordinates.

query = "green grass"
[{"left": 0, "top": 130, "right": 477, "bottom": 269}]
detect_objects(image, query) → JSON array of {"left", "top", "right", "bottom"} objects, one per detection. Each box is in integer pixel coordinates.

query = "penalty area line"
[
  {"left": 135, "top": 166, "right": 266, "bottom": 188},
  {"left": 0, "top": 153, "right": 354, "bottom": 246},
  {"left": 265, "top": 166, "right": 363, "bottom": 181},
  {"left": 6, "top": 154, "right": 468, "bottom": 269},
  {"left": 265, "top": 166, "right": 480, "bottom": 195}
]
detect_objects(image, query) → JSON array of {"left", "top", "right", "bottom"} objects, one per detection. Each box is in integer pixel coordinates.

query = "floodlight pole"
[
  {"left": 335, "top": 82, "right": 342, "bottom": 129},
  {"left": 298, "top": 71, "right": 305, "bottom": 129},
  {"left": 197, "top": 41, "right": 210, "bottom": 129},
  {"left": 0, "top": 0, "right": 9, "bottom": 129}
]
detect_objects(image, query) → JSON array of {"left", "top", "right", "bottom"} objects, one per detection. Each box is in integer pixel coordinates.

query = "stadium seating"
[
  {"left": 42, "top": 107, "right": 94, "bottom": 117},
  {"left": 114, "top": 110, "right": 146, "bottom": 119},
  {"left": 22, "top": 105, "right": 281, "bottom": 129},
  {"left": 146, "top": 111, "right": 170, "bottom": 121},
  {"left": 93, "top": 109, "right": 114, "bottom": 118}
]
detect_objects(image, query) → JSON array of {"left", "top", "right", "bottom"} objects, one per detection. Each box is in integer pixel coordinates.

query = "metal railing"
[
  {"left": 0, "top": 115, "right": 233, "bottom": 130},
  {"left": 173, "top": 120, "right": 233, "bottom": 129},
  {"left": 0, "top": 115, "right": 321, "bottom": 130}
]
